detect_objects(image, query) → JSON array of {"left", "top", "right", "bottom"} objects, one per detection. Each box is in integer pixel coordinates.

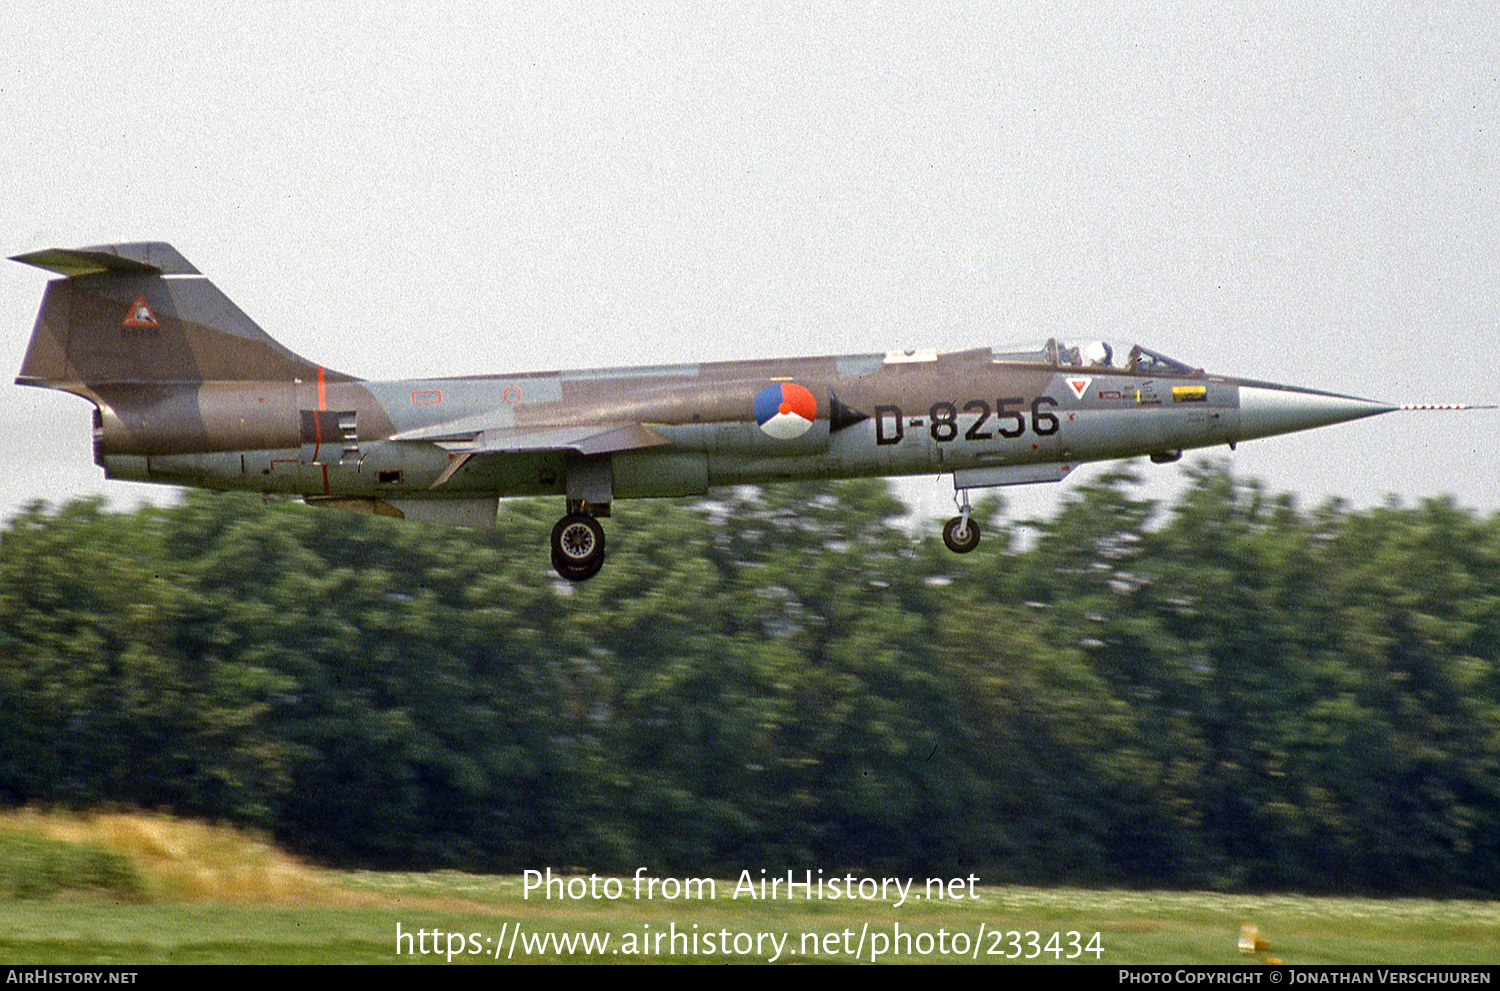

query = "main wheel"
[
  {"left": 551, "top": 513, "right": 606, "bottom": 579},
  {"left": 942, "top": 515, "right": 981, "bottom": 553},
  {"left": 552, "top": 548, "right": 606, "bottom": 583}
]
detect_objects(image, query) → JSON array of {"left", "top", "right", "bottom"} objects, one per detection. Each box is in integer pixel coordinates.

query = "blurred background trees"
[{"left": 1, "top": 465, "right": 1496, "bottom": 894}]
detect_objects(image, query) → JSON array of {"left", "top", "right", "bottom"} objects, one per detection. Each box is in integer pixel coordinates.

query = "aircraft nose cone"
[{"left": 1237, "top": 385, "right": 1396, "bottom": 443}]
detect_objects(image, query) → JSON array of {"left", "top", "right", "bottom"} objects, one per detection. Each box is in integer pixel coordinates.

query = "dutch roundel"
[{"left": 754, "top": 382, "right": 818, "bottom": 440}]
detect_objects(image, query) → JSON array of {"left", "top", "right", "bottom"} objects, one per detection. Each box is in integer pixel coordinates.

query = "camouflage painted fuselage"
[{"left": 14, "top": 242, "right": 1394, "bottom": 533}]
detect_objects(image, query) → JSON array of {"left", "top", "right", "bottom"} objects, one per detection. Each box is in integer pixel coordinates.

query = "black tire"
[
  {"left": 943, "top": 515, "right": 981, "bottom": 553},
  {"left": 552, "top": 548, "right": 606, "bottom": 583},
  {"left": 551, "top": 513, "right": 606, "bottom": 573}
]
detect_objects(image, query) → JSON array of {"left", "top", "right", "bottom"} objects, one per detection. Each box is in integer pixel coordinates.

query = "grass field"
[{"left": 1, "top": 811, "right": 1497, "bottom": 965}]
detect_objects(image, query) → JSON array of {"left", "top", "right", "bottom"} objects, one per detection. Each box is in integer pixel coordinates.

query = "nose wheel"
[
  {"left": 943, "top": 490, "right": 981, "bottom": 553},
  {"left": 943, "top": 515, "right": 981, "bottom": 553},
  {"left": 551, "top": 512, "right": 606, "bottom": 582}
]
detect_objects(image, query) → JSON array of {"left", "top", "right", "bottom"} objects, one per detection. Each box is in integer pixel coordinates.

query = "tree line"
[{"left": 1, "top": 464, "right": 1496, "bottom": 895}]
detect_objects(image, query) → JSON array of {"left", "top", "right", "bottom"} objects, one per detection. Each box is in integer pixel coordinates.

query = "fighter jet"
[{"left": 11, "top": 242, "right": 1474, "bottom": 581}]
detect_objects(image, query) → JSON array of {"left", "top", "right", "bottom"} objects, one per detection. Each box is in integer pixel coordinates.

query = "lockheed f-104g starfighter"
[{"left": 14, "top": 242, "right": 1473, "bottom": 581}]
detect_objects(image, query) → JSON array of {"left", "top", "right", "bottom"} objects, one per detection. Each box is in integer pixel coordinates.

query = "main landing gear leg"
[
  {"left": 943, "top": 490, "right": 981, "bottom": 554},
  {"left": 551, "top": 509, "right": 606, "bottom": 582}
]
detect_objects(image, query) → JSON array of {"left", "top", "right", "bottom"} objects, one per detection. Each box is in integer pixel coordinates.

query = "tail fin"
[{"left": 12, "top": 242, "right": 348, "bottom": 392}]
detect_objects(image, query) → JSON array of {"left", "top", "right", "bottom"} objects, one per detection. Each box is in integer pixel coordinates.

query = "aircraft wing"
[
  {"left": 465, "top": 422, "right": 669, "bottom": 456},
  {"left": 392, "top": 418, "right": 669, "bottom": 454},
  {"left": 390, "top": 419, "right": 671, "bottom": 489}
]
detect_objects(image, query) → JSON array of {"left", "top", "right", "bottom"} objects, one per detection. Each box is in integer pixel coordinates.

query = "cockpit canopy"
[{"left": 993, "top": 339, "right": 1203, "bottom": 377}]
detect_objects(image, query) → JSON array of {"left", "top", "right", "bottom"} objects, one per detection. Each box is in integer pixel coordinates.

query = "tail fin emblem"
[{"left": 122, "top": 294, "right": 159, "bottom": 329}]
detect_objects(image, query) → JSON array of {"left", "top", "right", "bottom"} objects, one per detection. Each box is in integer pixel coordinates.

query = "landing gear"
[
  {"left": 943, "top": 515, "right": 981, "bottom": 553},
  {"left": 943, "top": 490, "right": 981, "bottom": 553},
  {"left": 551, "top": 512, "right": 606, "bottom": 582}
]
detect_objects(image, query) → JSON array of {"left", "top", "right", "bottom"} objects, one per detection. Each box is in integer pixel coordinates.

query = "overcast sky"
[{"left": 2, "top": 3, "right": 1496, "bottom": 527}]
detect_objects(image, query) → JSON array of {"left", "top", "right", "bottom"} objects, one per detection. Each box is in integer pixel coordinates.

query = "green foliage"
[
  {"left": 0, "top": 826, "right": 143, "bottom": 900},
  {"left": 1, "top": 468, "right": 1498, "bottom": 894}
]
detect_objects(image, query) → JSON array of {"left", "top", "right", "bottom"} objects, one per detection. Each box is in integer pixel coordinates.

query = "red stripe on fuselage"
[{"left": 314, "top": 367, "right": 327, "bottom": 477}]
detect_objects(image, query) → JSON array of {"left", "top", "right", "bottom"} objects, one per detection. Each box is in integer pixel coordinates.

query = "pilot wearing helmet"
[{"left": 1081, "top": 340, "right": 1113, "bottom": 367}]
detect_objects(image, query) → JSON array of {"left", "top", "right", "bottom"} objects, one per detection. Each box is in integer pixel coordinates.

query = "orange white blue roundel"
[{"left": 754, "top": 382, "right": 818, "bottom": 440}]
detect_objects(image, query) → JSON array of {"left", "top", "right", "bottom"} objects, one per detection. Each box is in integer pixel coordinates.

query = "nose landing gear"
[{"left": 943, "top": 489, "right": 981, "bottom": 554}]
